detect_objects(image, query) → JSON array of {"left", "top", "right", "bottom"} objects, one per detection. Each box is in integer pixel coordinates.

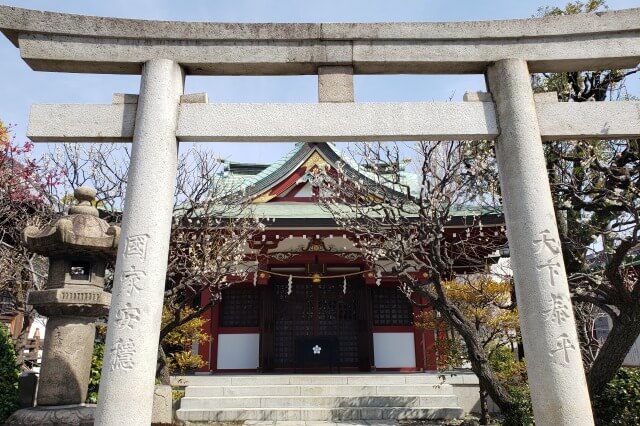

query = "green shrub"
[
  {"left": 502, "top": 384, "right": 534, "bottom": 426},
  {"left": 86, "top": 342, "right": 104, "bottom": 403},
  {"left": 593, "top": 367, "right": 640, "bottom": 426},
  {"left": 161, "top": 307, "right": 209, "bottom": 374},
  {"left": 0, "top": 325, "right": 19, "bottom": 422},
  {"left": 488, "top": 346, "right": 533, "bottom": 425},
  {"left": 172, "top": 389, "right": 185, "bottom": 402}
]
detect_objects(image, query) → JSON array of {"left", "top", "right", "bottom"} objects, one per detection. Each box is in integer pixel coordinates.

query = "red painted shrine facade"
[{"left": 196, "top": 142, "right": 505, "bottom": 373}]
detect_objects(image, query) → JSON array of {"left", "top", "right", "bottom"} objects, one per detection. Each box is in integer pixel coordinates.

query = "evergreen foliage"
[
  {"left": 0, "top": 325, "right": 20, "bottom": 422},
  {"left": 86, "top": 342, "right": 104, "bottom": 403},
  {"left": 489, "top": 346, "right": 533, "bottom": 426},
  {"left": 161, "top": 307, "right": 210, "bottom": 374},
  {"left": 593, "top": 367, "right": 640, "bottom": 426}
]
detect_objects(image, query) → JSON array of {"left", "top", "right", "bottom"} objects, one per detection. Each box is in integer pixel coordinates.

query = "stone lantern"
[{"left": 7, "top": 187, "right": 120, "bottom": 425}]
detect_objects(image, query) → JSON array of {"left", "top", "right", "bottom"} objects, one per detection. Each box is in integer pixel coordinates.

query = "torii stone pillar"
[
  {"left": 95, "top": 59, "right": 184, "bottom": 426},
  {"left": 487, "top": 58, "right": 594, "bottom": 425}
]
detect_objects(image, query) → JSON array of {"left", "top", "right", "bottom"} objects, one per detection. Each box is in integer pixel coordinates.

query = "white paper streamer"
[
  {"left": 287, "top": 274, "right": 293, "bottom": 295},
  {"left": 253, "top": 271, "right": 258, "bottom": 287},
  {"left": 343, "top": 276, "right": 347, "bottom": 294}
]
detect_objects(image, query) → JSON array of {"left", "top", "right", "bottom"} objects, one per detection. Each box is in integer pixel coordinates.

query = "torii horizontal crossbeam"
[
  {"left": 27, "top": 99, "right": 640, "bottom": 143},
  {"left": 1, "top": 5, "right": 639, "bottom": 74}
]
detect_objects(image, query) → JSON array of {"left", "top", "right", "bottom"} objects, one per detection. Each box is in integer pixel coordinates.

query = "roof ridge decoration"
[
  {"left": 250, "top": 143, "right": 333, "bottom": 203},
  {"left": 246, "top": 141, "right": 424, "bottom": 205}
]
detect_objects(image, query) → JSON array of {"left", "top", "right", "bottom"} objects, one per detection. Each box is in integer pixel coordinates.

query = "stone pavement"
[{"left": 243, "top": 422, "right": 399, "bottom": 425}]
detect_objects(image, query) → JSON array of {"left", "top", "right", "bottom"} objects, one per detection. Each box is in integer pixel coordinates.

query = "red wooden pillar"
[
  {"left": 413, "top": 293, "right": 437, "bottom": 371},
  {"left": 197, "top": 291, "right": 210, "bottom": 372},
  {"left": 209, "top": 304, "right": 220, "bottom": 372},
  {"left": 424, "top": 323, "right": 438, "bottom": 371},
  {"left": 435, "top": 327, "right": 448, "bottom": 370},
  {"left": 197, "top": 291, "right": 220, "bottom": 372},
  {"left": 411, "top": 291, "right": 439, "bottom": 371}
]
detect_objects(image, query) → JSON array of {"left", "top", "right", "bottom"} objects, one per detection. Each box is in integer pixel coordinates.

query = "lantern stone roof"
[{"left": 22, "top": 186, "right": 120, "bottom": 258}]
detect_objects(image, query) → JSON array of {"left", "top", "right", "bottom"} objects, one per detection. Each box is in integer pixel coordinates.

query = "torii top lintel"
[{"left": 0, "top": 5, "right": 639, "bottom": 75}]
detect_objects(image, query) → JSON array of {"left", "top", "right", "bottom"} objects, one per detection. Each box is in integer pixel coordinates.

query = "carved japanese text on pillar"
[
  {"left": 124, "top": 234, "right": 150, "bottom": 261},
  {"left": 115, "top": 303, "right": 141, "bottom": 330},
  {"left": 53, "top": 329, "right": 63, "bottom": 347},
  {"left": 113, "top": 234, "right": 151, "bottom": 373},
  {"left": 122, "top": 266, "right": 147, "bottom": 296},
  {"left": 545, "top": 292, "right": 571, "bottom": 325},
  {"left": 534, "top": 229, "right": 577, "bottom": 367},
  {"left": 110, "top": 338, "right": 136, "bottom": 371},
  {"left": 534, "top": 229, "right": 562, "bottom": 287},
  {"left": 551, "top": 333, "right": 577, "bottom": 365}
]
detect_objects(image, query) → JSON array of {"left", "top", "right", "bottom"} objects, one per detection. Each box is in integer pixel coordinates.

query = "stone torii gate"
[{"left": 2, "top": 5, "right": 640, "bottom": 426}]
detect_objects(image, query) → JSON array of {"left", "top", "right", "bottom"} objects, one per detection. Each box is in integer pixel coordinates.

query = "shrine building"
[{"left": 197, "top": 142, "right": 506, "bottom": 373}]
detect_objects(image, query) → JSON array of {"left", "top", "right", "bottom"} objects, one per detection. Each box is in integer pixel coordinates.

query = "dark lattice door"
[
  {"left": 318, "top": 280, "right": 359, "bottom": 367},
  {"left": 273, "top": 279, "right": 313, "bottom": 367},
  {"left": 272, "top": 278, "right": 360, "bottom": 369}
]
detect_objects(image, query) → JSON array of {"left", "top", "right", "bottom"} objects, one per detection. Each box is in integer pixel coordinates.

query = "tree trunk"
[
  {"left": 423, "top": 290, "right": 518, "bottom": 416},
  {"left": 156, "top": 345, "right": 171, "bottom": 385},
  {"left": 14, "top": 309, "right": 33, "bottom": 370},
  {"left": 463, "top": 332, "right": 515, "bottom": 415},
  {"left": 588, "top": 307, "right": 640, "bottom": 396},
  {"left": 475, "top": 322, "right": 490, "bottom": 425},
  {"left": 479, "top": 381, "right": 489, "bottom": 425}
]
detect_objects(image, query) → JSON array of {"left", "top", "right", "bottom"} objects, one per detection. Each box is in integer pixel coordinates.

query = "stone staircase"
[{"left": 175, "top": 373, "right": 465, "bottom": 423}]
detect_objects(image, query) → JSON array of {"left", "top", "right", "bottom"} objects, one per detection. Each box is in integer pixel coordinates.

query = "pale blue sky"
[{"left": 1, "top": 0, "right": 639, "bottom": 163}]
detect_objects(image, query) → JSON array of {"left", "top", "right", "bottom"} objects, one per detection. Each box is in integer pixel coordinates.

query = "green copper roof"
[
  {"left": 194, "top": 201, "right": 499, "bottom": 221},
  {"left": 205, "top": 142, "right": 503, "bottom": 224},
  {"left": 218, "top": 142, "right": 423, "bottom": 198}
]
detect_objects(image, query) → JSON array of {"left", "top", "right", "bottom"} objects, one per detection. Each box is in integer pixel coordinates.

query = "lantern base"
[{"left": 6, "top": 404, "right": 95, "bottom": 426}]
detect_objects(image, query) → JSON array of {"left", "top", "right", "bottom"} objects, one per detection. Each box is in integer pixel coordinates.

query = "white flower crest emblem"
[{"left": 312, "top": 345, "right": 322, "bottom": 355}]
